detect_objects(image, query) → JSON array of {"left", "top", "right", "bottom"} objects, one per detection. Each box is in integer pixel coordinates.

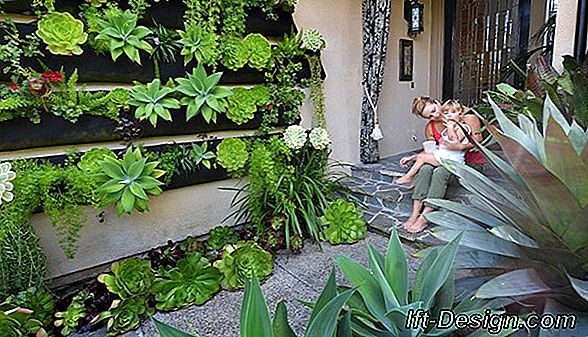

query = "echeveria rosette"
[
  {"left": 96, "top": 9, "right": 152, "bottom": 64},
  {"left": 0, "top": 309, "right": 45, "bottom": 337},
  {"left": 320, "top": 199, "right": 367, "bottom": 244},
  {"left": 300, "top": 28, "right": 326, "bottom": 52},
  {"left": 0, "top": 162, "right": 16, "bottom": 205},
  {"left": 283, "top": 125, "right": 307, "bottom": 150},
  {"left": 93, "top": 297, "right": 152, "bottom": 336},
  {"left": 226, "top": 87, "right": 257, "bottom": 125},
  {"left": 77, "top": 148, "right": 117, "bottom": 177},
  {"left": 220, "top": 36, "right": 249, "bottom": 71},
  {"left": 175, "top": 64, "right": 233, "bottom": 124},
  {"left": 54, "top": 290, "right": 90, "bottom": 336},
  {"left": 206, "top": 226, "right": 240, "bottom": 251},
  {"left": 213, "top": 242, "right": 274, "bottom": 290},
  {"left": 129, "top": 79, "right": 180, "bottom": 127},
  {"left": 179, "top": 26, "right": 219, "bottom": 66},
  {"left": 216, "top": 138, "right": 249, "bottom": 175},
  {"left": 36, "top": 12, "right": 88, "bottom": 56},
  {"left": 152, "top": 253, "right": 222, "bottom": 311},
  {"left": 3, "top": 287, "right": 55, "bottom": 327},
  {"left": 244, "top": 33, "right": 272, "bottom": 70},
  {"left": 98, "top": 258, "right": 155, "bottom": 299},
  {"left": 309, "top": 127, "right": 330, "bottom": 150},
  {"left": 95, "top": 148, "right": 165, "bottom": 215}
]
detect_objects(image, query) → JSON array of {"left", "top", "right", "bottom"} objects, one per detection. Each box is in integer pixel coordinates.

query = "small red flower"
[
  {"left": 41, "top": 71, "right": 63, "bottom": 83},
  {"left": 10, "top": 82, "right": 19, "bottom": 92},
  {"left": 267, "top": 103, "right": 274, "bottom": 110}
]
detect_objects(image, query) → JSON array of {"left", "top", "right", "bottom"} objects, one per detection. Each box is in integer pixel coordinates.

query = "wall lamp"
[{"left": 404, "top": 0, "right": 424, "bottom": 37}]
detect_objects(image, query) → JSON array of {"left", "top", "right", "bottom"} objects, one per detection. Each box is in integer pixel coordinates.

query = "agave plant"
[
  {"left": 96, "top": 9, "right": 153, "bottom": 64},
  {"left": 334, "top": 229, "right": 519, "bottom": 337},
  {"left": 36, "top": 12, "right": 88, "bottom": 56},
  {"left": 179, "top": 25, "right": 218, "bottom": 66},
  {"left": 175, "top": 64, "right": 233, "bottom": 123},
  {"left": 129, "top": 79, "right": 180, "bottom": 127},
  {"left": 425, "top": 96, "right": 588, "bottom": 319},
  {"left": 153, "top": 271, "right": 354, "bottom": 337},
  {"left": 95, "top": 148, "right": 165, "bottom": 215}
]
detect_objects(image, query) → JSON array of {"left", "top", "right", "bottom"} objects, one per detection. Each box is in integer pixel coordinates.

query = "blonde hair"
[
  {"left": 442, "top": 99, "right": 466, "bottom": 114},
  {"left": 412, "top": 96, "right": 439, "bottom": 117}
]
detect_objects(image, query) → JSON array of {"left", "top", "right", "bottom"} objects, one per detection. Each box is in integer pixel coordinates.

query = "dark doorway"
[{"left": 443, "top": 0, "right": 531, "bottom": 104}]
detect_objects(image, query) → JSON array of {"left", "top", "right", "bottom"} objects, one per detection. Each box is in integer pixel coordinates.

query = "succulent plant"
[
  {"left": 92, "top": 297, "right": 152, "bottom": 336},
  {"left": 309, "top": 127, "right": 330, "bottom": 150},
  {"left": 129, "top": 79, "right": 180, "bottom": 127},
  {"left": 206, "top": 226, "right": 240, "bottom": 251},
  {"left": 179, "top": 25, "right": 218, "bottom": 66},
  {"left": 220, "top": 36, "right": 249, "bottom": 70},
  {"left": 96, "top": 9, "right": 152, "bottom": 64},
  {"left": 98, "top": 258, "right": 155, "bottom": 299},
  {"left": 77, "top": 148, "right": 117, "bottom": 177},
  {"left": 54, "top": 290, "right": 91, "bottom": 336},
  {"left": 153, "top": 253, "right": 222, "bottom": 311},
  {"left": 214, "top": 242, "right": 274, "bottom": 290},
  {"left": 244, "top": 33, "right": 272, "bottom": 70},
  {"left": 320, "top": 199, "right": 367, "bottom": 244},
  {"left": 95, "top": 148, "right": 165, "bottom": 214},
  {"left": 216, "top": 138, "right": 249, "bottom": 174},
  {"left": 260, "top": 229, "right": 284, "bottom": 253},
  {"left": 300, "top": 28, "right": 326, "bottom": 52},
  {"left": 0, "top": 308, "right": 45, "bottom": 337},
  {"left": 283, "top": 125, "right": 307, "bottom": 149},
  {"left": 175, "top": 64, "right": 233, "bottom": 123},
  {"left": 226, "top": 87, "right": 257, "bottom": 125},
  {"left": 114, "top": 115, "right": 143, "bottom": 141},
  {"left": 0, "top": 162, "right": 16, "bottom": 206},
  {"left": 27, "top": 78, "right": 50, "bottom": 97},
  {"left": 2, "top": 287, "right": 54, "bottom": 327},
  {"left": 36, "top": 12, "right": 88, "bottom": 56},
  {"left": 288, "top": 234, "right": 304, "bottom": 254}
]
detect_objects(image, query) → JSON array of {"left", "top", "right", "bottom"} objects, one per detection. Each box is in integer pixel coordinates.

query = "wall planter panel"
[{"left": 0, "top": 109, "right": 266, "bottom": 151}]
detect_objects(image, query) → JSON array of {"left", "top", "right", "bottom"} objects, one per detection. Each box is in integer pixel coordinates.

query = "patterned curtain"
[{"left": 360, "top": 0, "right": 392, "bottom": 163}]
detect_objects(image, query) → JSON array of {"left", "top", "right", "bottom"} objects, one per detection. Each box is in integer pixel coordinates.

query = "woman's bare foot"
[
  {"left": 394, "top": 175, "right": 413, "bottom": 185},
  {"left": 407, "top": 214, "right": 428, "bottom": 233},
  {"left": 402, "top": 214, "right": 419, "bottom": 231}
]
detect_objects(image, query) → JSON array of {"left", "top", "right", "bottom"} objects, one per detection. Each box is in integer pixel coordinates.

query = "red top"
[{"left": 430, "top": 121, "right": 485, "bottom": 165}]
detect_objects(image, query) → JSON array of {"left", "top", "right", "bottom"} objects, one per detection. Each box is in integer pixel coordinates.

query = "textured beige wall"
[
  {"left": 553, "top": 0, "right": 580, "bottom": 71},
  {"left": 33, "top": 179, "right": 242, "bottom": 279},
  {"left": 377, "top": 0, "right": 438, "bottom": 157},
  {"left": 294, "top": 0, "right": 363, "bottom": 164}
]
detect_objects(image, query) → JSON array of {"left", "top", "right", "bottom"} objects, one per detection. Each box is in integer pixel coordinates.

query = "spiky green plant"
[
  {"left": 179, "top": 25, "right": 218, "bottom": 66},
  {"left": 129, "top": 79, "right": 180, "bottom": 127},
  {"left": 425, "top": 96, "right": 588, "bottom": 318},
  {"left": 96, "top": 9, "right": 152, "bottom": 64},
  {"left": 95, "top": 148, "right": 165, "bottom": 215},
  {"left": 300, "top": 28, "right": 326, "bottom": 52},
  {"left": 175, "top": 64, "right": 232, "bottom": 123}
]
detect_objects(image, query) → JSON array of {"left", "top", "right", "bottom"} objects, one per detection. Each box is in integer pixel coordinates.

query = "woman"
[{"left": 401, "top": 96, "right": 485, "bottom": 234}]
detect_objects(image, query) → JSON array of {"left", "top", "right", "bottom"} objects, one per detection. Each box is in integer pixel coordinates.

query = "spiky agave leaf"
[{"left": 426, "top": 96, "right": 588, "bottom": 312}]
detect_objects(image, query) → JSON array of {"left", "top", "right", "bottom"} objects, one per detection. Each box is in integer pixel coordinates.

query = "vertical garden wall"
[{"left": 0, "top": 0, "right": 326, "bottom": 289}]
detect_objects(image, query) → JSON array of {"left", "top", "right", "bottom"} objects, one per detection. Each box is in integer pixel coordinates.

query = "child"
[{"left": 395, "top": 100, "right": 471, "bottom": 185}]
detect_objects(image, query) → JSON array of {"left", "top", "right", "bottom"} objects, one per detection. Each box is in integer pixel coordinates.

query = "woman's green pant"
[{"left": 412, "top": 163, "right": 484, "bottom": 202}]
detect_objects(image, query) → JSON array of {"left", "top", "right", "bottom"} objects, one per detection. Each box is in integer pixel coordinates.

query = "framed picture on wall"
[{"left": 399, "top": 39, "right": 413, "bottom": 81}]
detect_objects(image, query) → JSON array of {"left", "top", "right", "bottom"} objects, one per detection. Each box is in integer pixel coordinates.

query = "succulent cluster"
[
  {"left": 214, "top": 242, "right": 273, "bottom": 290},
  {"left": 0, "top": 162, "right": 16, "bottom": 205},
  {"left": 320, "top": 199, "right": 367, "bottom": 244},
  {"left": 244, "top": 33, "right": 272, "bottom": 70},
  {"left": 206, "top": 226, "right": 240, "bottom": 251},
  {"left": 309, "top": 127, "right": 330, "bottom": 150},
  {"left": 300, "top": 28, "right": 326, "bottom": 52},
  {"left": 216, "top": 138, "right": 249, "bottom": 174},
  {"left": 36, "top": 12, "right": 88, "bottom": 56},
  {"left": 283, "top": 125, "right": 307, "bottom": 149},
  {"left": 179, "top": 25, "right": 219, "bottom": 66}
]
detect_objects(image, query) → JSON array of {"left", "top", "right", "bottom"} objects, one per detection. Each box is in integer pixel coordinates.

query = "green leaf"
[
  {"left": 100, "top": 158, "right": 125, "bottom": 179},
  {"left": 121, "top": 188, "right": 136, "bottom": 213},
  {"left": 567, "top": 273, "right": 588, "bottom": 303},
  {"left": 153, "top": 318, "right": 199, "bottom": 337},
  {"left": 308, "top": 269, "right": 338, "bottom": 324},
  {"left": 272, "top": 301, "right": 297, "bottom": 337},
  {"left": 240, "top": 275, "right": 274, "bottom": 337},
  {"left": 385, "top": 229, "right": 408, "bottom": 306},
  {"left": 476, "top": 268, "right": 551, "bottom": 299},
  {"left": 305, "top": 288, "right": 356, "bottom": 337}
]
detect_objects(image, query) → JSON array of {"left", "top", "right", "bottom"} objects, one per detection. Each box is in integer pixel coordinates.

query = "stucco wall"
[
  {"left": 552, "top": 0, "right": 587, "bottom": 71},
  {"left": 377, "top": 0, "right": 438, "bottom": 157},
  {"left": 294, "top": 0, "right": 363, "bottom": 164}
]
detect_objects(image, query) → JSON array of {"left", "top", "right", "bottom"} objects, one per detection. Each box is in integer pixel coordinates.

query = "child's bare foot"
[
  {"left": 407, "top": 214, "right": 428, "bottom": 233},
  {"left": 394, "top": 175, "right": 413, "bottom": 185},
  {"left": 402, "top": 214, "right": 419, "bottom": 231}
]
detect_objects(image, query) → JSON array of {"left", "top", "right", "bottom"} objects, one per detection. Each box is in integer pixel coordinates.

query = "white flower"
[
  {"left": 309, "top": 127, "right": 330, "bottom": 150},
  {"left": 0, "top": 162, "right": 16, "bottom": 205},
  {"left": 283, "top": 125, "right": 307, "bottom": 149}
]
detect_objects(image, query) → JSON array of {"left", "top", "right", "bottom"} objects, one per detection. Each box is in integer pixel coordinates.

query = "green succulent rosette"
[
  {"left": 216, "top": 138, "right": 249, "bottom": 174},
  {"left": 214, "top": 242, "right": 274, "bottom": 290},
  {"left": 94, "top": 297, "right": 151, "bottom": 336},
  {"left": 37, "top": 12, "right": 88, "bottom": 56},
  {"left": 244, "top": 33, "right": 272, "bottom": 70},
  {"left": 207, "top": 226, "right": 240, "bottom": 251},
  {"left": 97, "top": 258, "right": 155, "bottom": 298},
  {"left": 320, "top": 199, "right": 367, "bottom": 244}
]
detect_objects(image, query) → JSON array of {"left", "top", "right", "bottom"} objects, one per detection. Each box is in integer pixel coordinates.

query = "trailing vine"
[{"left": 308, "top": 55, "right": 326, "bottom": 128}]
